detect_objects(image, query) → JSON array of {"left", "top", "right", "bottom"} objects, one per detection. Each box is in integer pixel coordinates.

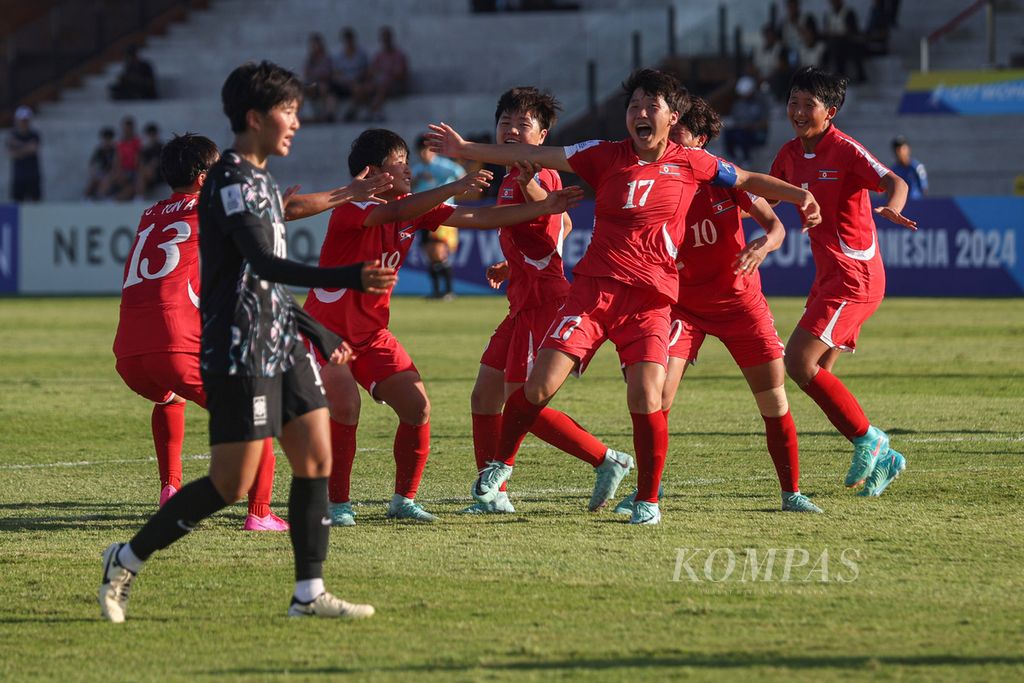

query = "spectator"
[
  {"left": 823, "top": 0, "right": 866, "bottom": 83},
  {"left": 865, "top": 0, "right": 891, "bottom": 55},
  {"left": 303, "top": 33, "right": 337, "bottom": 122},
  {"left": 779, "top": 0, "right": 807, "bottom": 51},
  {"left": 84, "top": 127, "right": 117, "bottom": 199},
  {"left": 113, "top": 116, "right": 142, "bottom": 201},
  {"left": 891, "top": 136, "right": 928, "bottom": 199},
  {"left": 332, "top": 27, "right": 369, "bottom": 106},
  {"left": 109, "top": 45, "right": 157, "bottom": 100},
  {"left": 135, "top": 122, "right": 164, "bottom": 198},
  {"left": 6, "top": 105, "right": 42, "bottom": 202},
  {"left": 753, "top": 24, "right": 786, "bottom": 83},
  {"left": 346, "top": 26, "right": 408, "bottom": 122},
  {"left": 410, "top": 133, "right": 465, "bottom": 299},
  {"left": 798, "top": 16, "right": 826, "bottom": 68},
  {"left": 724, "top": 76, "right": 769, "bottom": 164}
]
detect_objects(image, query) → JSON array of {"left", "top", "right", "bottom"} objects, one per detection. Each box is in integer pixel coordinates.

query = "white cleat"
[
  {"left": 98, "top": 543, "right": 136, "bottom": 623},
  {"left": 287, "top": 592, "right": 375, "bottom": 619}
]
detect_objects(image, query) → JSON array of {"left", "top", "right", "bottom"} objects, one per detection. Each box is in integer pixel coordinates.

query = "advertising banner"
[
  {"left": 0, "top": 204, "right": 17, "bottom": 294},
  {"left": 899, "top": 70, "right": 1024, "bottom": 115}
]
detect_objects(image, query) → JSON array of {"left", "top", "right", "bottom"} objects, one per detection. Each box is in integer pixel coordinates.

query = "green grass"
[{"left": 1, "top": 295, "right": 1022, "bottom": 682}]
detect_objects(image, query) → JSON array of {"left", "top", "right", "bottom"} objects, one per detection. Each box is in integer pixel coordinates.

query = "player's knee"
[
  {"left": 754, "top": 386, "right": 789, "bottom": 417},
  {"left": 327, "top": 395, "right": 360, "bottom": 425},
  {"left": 784, "top": 353, "right": 812, "bottom": 385},
  {"left": 405, "top": 398, "right": 430, "bottom": 426}
]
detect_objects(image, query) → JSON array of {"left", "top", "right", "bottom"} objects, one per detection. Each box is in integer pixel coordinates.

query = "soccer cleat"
[
  {"left": 459, "top": 491, "right": 516, "bottom": 514},
  {"left": 98, "top": 543, "right": 136, "bottom": 623},
  {"left": 846, "top": 425, "right": 889, "bottom": 488},
  {"left": 387, "top": 497, "right": 437, "bottom": 522},
  {"left": 588, "top": 450, "right": 635, "bottom": 511},
  {"left": 612, "top": 485, "right": 665, "bottom": 515},
  {"left": 242, "top": 512, "right": 290, "bottom": 531},
  {"left": 859, "top": 449, "right": 906, "bottom": 498},
  {"left": 471, "top": 461, "right": 514, "bottom": 504},
  {"left": 630, "top": 501, "right": 661, "bottom": 525},
  {"left": 287, "top": 592, "right": 375, "bottom": 619},
  {"left": 328, "top": 502, "right": 357, "bottom": 527},
  {"left": 158, "top": 484, "right": 177, "bottom": 507},
  {"left": 781, "top": 491, "right": 824, "bottom": 513}
]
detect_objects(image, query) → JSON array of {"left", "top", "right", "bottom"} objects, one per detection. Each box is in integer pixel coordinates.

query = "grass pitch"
[{"left": 1, "top": 295, "right": 1022, "bottom": 682}]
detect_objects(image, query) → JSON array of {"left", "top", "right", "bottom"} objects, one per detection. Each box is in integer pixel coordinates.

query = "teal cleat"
[
  {"left": 859, "top": 449, "right": 906, "bottom": 497},
  {"left": 846, "top": 425, "right": 889, "bottom": 488},
  {"left": 459, "top": 491, "right": 516, "bottom": 514},
  {"left": 612, "top": 485, "right": 664, "bottom": 515},
  {"left": 781, "top": 491, "right": 824, "bottom": 513},
  {"left": 472, "top": 461, "right": 513, "bottom": 504},
  {"left": 387, "top": 496, "right": 437, "bottom": 522},
  {"left": 630, "top": 501, "right": 661, "bottom": 525},
  {"left": 328, "top": 502, "right": 356, "bottom": 527},
  {"left": 588, "top": 450, "right": 634, "bottom": 511}
]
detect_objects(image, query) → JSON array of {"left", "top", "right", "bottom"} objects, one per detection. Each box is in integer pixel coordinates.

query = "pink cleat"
[
  {"left": 243, "top": 512, "right": 290, "bottom": 532},
  {"left": 158, "top": 484, "right": 178, "bottom": 507}
]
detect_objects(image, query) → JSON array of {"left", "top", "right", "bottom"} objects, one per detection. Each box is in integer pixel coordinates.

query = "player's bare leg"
[
  {"left": 375, "top": 370, "right": 436, "bottom": 521},
  {"left": 625, "top": 361, "right": 667, "bottom": 525},
  {"left": 322, "top": 363, "right": 361, "bottom": 526}
]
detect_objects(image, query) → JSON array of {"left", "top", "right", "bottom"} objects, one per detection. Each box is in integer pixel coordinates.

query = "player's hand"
[
  {"left": 347, "top": 167, "right": 393, "bottom": 203},
  {"left": 425, "top": 122, "right": 468, "bottom": 158},
  {"left": 361, "top": 260, "right": 398, "bottom": 294},
  {"left": 875, "top": 206, "right": 917, "bottom": 230},
  {"left": 798, "top": 191, "right": 822, "bottom": 232},
  {"left": 513, "top": 160, "right": 543, "bottom": 187},
  {"left": 455, "top": 169, "right": 493, "bottom": 194},
  {"left": 541, "top": 186, "right": 584, "bottom": 213},
  {"left": 328, "top": 340, "right": 356, "bottom": 365},
  {"left": 486, "top": 260, "right": 509, "bottom": 288},
  {"left": 733, "top": 236, "right": 769, "bottom": 276},
  {"left": 282, "top": 184, "right": 301, "bottom": 208}
]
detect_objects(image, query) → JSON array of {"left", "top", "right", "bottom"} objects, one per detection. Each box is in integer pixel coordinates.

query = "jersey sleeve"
[
  {"left": 538, "top": 168, "right": 562, "bottom": 192},
  {"left": 209, "top": 164, "right": 272, "bottom": 236},
  {"left": 769, "top": 148, "right": 789, "bottom": 182},
  {"left": 844, "top": 142, "right": 890, "bottom": 192},
  {"left": 563, "top": 140, "right": 611, "bottom": 187},
  {"left": 413, "top": 202, "right": 457, "bottom": 232},
  {"left": 915, "top": 162, "right": 929, "bottom": 192},
  {"left": 729, "top": 186, "right": 756, "bottom": 212},
  {"left": 690, "top": 149, "right": 738, "bottom": 188}
]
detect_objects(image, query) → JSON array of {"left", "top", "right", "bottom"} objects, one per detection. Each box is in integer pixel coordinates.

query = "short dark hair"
[
  {"left": 348, "top": 128, "right": 409, "bottom": 177},
  {"left": 160, "top": 133, "right": 219, "bottom": 189},
  {"left": 788, "top": 66, "right": 847, "bottom": 111},
  {"left": 677, "top": 97, "right": 722, "bottom": 146},
  {"left": 891, "top": 135, "right": 909, "bottom": 150},
  {"left": 621, "top": 68, "right": 689, "bottom": 115},
  {"left": 100, "top": 127, "right": 115, "bottom": 140},
  {"left": 144, "top": 122, "right": 159, "bottom": 135},
  {"left": 221, "top": 61, "right": 304, "bottom": 133},
  {"left": 494, "top": 87, "right": 562, "bottom": 131}
]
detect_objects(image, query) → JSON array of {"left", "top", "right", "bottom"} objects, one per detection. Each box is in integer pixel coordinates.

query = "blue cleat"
[
  {"left": 630, "top": 501, "right": 661, "bottom": 525},
  {"left": 612, "top": 485, "right": 664, "bottom": 515},
  {"left": 387, "top": 495, "right": 437, "bottom": 522},
  {"left": 781, "top": 491, "right": 824, "bottom": 513},
  {"left": 460, "top": 490, "right": 516, "bottom": 514},
  {"left": 859, "top": 449, "right": 906, "bottom": 497},
  {"left": 589, "top": 450, "right": 634, "bottom": 511},
  {"left": 471, "top": 461, "right": 513, "bottom": 504},
  {"left": 328, "top": 502, "right": 356, "bottom": 527},
  {"left": 846, "top": 425, "right": 889, "bottom": 488}
]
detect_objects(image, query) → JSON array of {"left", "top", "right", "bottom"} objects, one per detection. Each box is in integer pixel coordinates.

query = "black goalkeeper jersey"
[{"left": 198, "top": 150, "right": 306, "bottom": 377}]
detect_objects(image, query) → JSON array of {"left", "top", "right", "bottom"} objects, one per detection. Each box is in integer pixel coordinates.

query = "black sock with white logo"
[
  {"left": 129, "top": 476, "right": 228, "bottom": 560},
  {"left": 289, "top": 476, "right": 330, "bottom": 581}
]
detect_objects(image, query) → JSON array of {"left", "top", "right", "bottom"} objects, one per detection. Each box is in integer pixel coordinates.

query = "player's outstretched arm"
[
  {"left": 513, "top": 161, "right": 549, "bottom": 203},
  {"left": 364, "top": 170, "right": 492, "bottom": 226},
  {"left": 733, "top": 168, "right": 821, "bottom": 231},
  {"left": 733, "top": 198, "right": 785, "bottom": 276},
  {"left": 425, "top": 122, "right": 573, "bottom": 173},
  {"left": 283, "top": 168, "right": 394, "bottom": 221},
  {"left": 445, "top": 187, "right": 584, "bottom": 229},
  {"left": 876, "top": 172, "right": 917, "bottom": 230}
]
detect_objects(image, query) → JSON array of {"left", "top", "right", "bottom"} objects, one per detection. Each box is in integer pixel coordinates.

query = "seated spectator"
[
  {"left": 346, "top": 26, "right": 408, "bottom": 122},
  {"left": 109, "top": 45, "right": 157, "bottom": 100},
  {"left": 798, "top": 16, "right": 826, "bottom": 68},
  {"left": 84, "top": 127, "right": 117, "bottom": 199},
  {"left": 6, "top": 105, "right": 42, "bottom": 202},
  {"left": 332, "top": 27, "right": 369, "bottom": 104},
  {"left": 891, "top": 136, "right": 928, "bottom": 199},
  {"left": 824, "top": 0, "right": 866, "bottom": 83},
  {"left": 303, "top": 32, "right": 337, "bottom": 122},
  {"left": 724, "top": 76, "right": 769, "bottom": 164},
  {"left": 113, "top": 116, "right": 142, "bottom": 201},
  {"left": 752, "top": 24, "right": 786, "bottom": 83},
  {"left": 135, "top": 122, "right": 164, "bottom": 198}
]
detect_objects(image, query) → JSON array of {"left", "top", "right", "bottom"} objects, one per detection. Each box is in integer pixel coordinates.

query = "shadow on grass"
[
  {"left": 206, "top": 652, "right": 1024, "bottom": 677},
  {"left": 0, "top": 501, "right": 163, "bottom": 532}
]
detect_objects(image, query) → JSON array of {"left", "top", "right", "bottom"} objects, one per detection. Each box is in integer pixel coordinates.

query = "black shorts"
[{"left": 203, "top": 353, "right": 327, "bottom": 445}]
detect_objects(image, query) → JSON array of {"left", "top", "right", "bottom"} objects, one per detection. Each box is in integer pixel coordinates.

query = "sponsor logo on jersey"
[
  {"left": 253, "top": 395, "right": 267, "bottom": 426},
  {"left": 220, "top": 184, "right": 244, "bottom": 215},
  {"left": 818, "top": 169, "right": 840, "bottom": 181}
]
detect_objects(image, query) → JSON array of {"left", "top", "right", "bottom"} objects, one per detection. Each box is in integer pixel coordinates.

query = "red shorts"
[
  {"left": 540, "top": 275, "right": 670, "bottom": 374},
  {"left": 799, "top": 293, "right": 881, "bottom": 352},
  {"left": 311, "top": 328, "right": 416, "bottom": 399},
  {"left": 668, "top": 294, "right": 785, "bottom": 368},
  {"left": 115, "top": 352, "right": 206, "bottom": 407},
  {"left": 480, "top": 299, "right": 564, "bottom": 383}
]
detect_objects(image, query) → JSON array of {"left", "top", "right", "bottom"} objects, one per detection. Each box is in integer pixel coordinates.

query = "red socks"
[
  {"left": 497, "top": 387, "right": 544, "bottom": 466},
  {"left": 472, "top": 412, "right": 508, "bottom": 490},
  {"left": 632, "top": 411, "right": 668, "bottom": 503},
  {"left": 247, "top": 439, "right": 276, "bottom": 517},
  {"left": 328, "top": 421, "right": 357, "bottom": 504},
  {"left": 151, "top": 402, "right": 184, "bottom": 489},
  {"left": 394, "top": 421, "right": 430, "bottom": 499},
  {"left": 803, "top": 368, "right": 870, "bottom": 441},
  {"left": 531, "top": 408, "right": 605, "bottom": 467},
  {"left": 763, "top": 411, "right": 800, "bottom": 493}
]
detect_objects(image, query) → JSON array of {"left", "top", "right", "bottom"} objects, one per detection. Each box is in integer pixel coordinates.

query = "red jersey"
[
  {"left": 676, "top": 184, "right": 759, "bottom": 314},
  {"left": 770, "top": 125, "right": 891, "bottom": 302},
  {"left": 497, "top": 166, "right": 570, "bottom": 316},
  {"left": 564, "top": 138, "right": 732, "bottom": 303},
  {"left": 304, "top": 198, "right": 455, "bottom": 344},
  {"left": 113, "top": 193, "right": 202, "bottom": 359}
]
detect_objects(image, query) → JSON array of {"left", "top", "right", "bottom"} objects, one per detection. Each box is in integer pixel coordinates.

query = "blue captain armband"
[{"left": 711, "top": 158, "right": 738, "bottom": 188}]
